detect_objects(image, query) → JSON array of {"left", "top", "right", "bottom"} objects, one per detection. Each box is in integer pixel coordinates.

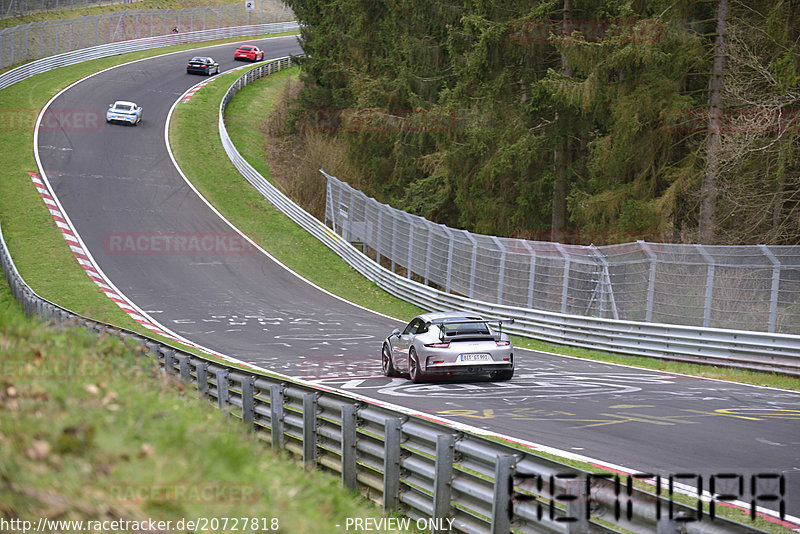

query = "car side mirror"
[
  {"left": 108, "top": 104, "right": 112, "bottom": 108},
  {"left": 391, "top": 328, "right": 401, "bottom": 337}
]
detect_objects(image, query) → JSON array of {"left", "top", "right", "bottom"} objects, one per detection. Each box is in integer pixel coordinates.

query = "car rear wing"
[{"left": 431, "top": 318, "right": 514, "bottom": 343}]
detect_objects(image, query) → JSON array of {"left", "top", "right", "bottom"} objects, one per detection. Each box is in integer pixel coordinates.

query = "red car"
[{"left": 234, "top": 45, "right": 264, "bottom": 62}]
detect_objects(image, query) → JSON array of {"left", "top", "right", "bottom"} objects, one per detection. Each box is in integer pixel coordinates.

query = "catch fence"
[
  {"left": 0, "top": 0, "right": 294, "bottom": 69},
  {"left": 324, "top": 174, "right": 800, "bottom": 335},
  {"left": 2, "top": 0, "right": 133, "bottom": 19}
]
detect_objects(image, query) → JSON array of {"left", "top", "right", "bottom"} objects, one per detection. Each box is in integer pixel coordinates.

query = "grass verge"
[
  {"left": 0, "top": 271, "right": 414, "bottom": 533},
  {"left": 171, "top": 64, "right": 800, "bottom": 393},
  {"left": 170, "top": 65, "right": 422, "bottom": 321}
]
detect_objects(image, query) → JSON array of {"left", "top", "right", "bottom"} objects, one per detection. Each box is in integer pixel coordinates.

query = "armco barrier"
[
  {"left": 0, "top": 218, "right": 771, "bottom": 533},
  {"left": 0, "top": 21, "right": 298, "bottom": 90},
  {"left": 218, "top": 61, "right": 800, "bottom": 377}
]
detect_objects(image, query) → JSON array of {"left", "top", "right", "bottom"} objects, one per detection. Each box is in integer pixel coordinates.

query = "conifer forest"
[{"left": 285, "top": 0, "right": 799, "bottom": 245}]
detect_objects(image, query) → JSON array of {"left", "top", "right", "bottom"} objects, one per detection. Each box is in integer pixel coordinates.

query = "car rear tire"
[
  {"left": 491, "top": 369, "right": 514, "bottom": 381},
  {"left": 408, "top": 347, "right": 425, "bottom": 383},
  {"left": 382, "top": 344, "right": 399, "bottom": 377}
]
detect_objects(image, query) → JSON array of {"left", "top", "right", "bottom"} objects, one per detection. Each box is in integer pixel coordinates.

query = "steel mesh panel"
[{"left": 323, "top": 174, "right": 800, "bottom": 333}]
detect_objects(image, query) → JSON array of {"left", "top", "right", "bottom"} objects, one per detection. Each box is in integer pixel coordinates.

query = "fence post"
[
  {"left": 341, "top": 404, "right": 358, "bottom": 490},
  {"left": 423, "top": 220, "right": 437, "bottom": 286},
  {"left": 376, "top": 207, "right": 383, "bottom": 266},
  {"left": 639, "top": 241, "right": 657, "bottom": 322},
  {"left": 522, "top": 239, "right": 537, "bottom": 309},
  {"left": 270, "top": 384, "right": 284, "bottom": 449},
  {"left": 216, "top": 368, "right": 229, "bottom": 412},
  {"left": 163, "top": 348, "right": 175, "bottom": 375},
  {"left": 197, "top": 361, "right": 209, "bottom": 398},
  {"left": 759, "top": 244, "right": 781, "bottom": 333},
  {"left": 563, "top": 478, "right": 589, "bottom": 533},
  {"left": 695, "top": 244, "right": 715, "bottom": 328},
  {"left": 589, "top": 244, "right": 619, "bottom": 320},
  {"left": 242, "top": 375, "right": 255, "bottom": 432},
  {"left": 556, "top": 243, "right": 571, "bottom": 314},
  {"left": 302, "top": 392, "right": 317, "bottom": 467},
  {"left": 466, "top": 231, "right": 477, "bottom": 299},
  {"left": 404, "top": 212, "right": 415, "bottom": 279},
  {"left": 390, "top": 211, "right": 398, "bottom": 273},
  {"left": 492, "top": 236, "right": 506, "bottom": 304},
  {"left": 383, "top": 418, "right": 402, "bottom": 513},
  {"left": 491, "top": 455, "right": 515, "bottom": 534},
  {"left": 444, "top": 226, "right": 455, "bottom": 294},
  {"left": 433, "top": 434, "right": 455, "bottom": 533},
  {"left": 179, "top": 355, "right": 191, "bottom": 382}
]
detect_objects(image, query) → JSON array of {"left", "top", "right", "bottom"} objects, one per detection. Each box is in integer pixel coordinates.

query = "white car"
[
  {"left": 382, "top": 312, "right": 515, "bottom": 383},
  {"left": 106, "top": 101, "right": 142, "bottom": 126}
]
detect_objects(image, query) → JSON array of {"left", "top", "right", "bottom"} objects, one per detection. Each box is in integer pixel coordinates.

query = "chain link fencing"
[
  {"left": 324, "top": 172, "right": 800, "bottom": 335},
  {"left": 2, "top": 0, "right": 134, "bottom": 19},
  {"left": 0, "top": 0, "right": 294, "bottom": 69}
]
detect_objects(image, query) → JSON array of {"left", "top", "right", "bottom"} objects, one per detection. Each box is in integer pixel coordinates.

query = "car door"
[{"left": 393, "top": 318, "right": 422, "bottom": 373}]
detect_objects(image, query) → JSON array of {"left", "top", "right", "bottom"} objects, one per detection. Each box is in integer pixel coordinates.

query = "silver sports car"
[{"left": 382, "top": 312, "right": 514, "bottom": 383}]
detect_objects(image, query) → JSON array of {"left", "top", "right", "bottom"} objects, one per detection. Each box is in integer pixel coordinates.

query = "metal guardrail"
[
  {"left": 218, "top": 61, "right": 800, "bottom": 377},
  {"left": 0, "top": 20, "right": 298, "bottom": 89},
  {"left": 0, "top": 218, "right": 770, "bottom": 533}
]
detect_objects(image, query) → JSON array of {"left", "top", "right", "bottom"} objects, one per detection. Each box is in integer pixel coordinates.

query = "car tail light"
[
  {"left": 495, "top": 340, "right": 511, "bottom": 347},
  {"left": 424, "top": 342, "right": 450, "bottom": 349}
]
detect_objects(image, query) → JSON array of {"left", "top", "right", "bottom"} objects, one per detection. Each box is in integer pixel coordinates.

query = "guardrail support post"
[
  {"left": 341, "top": 404, "right": 358, "bottom": 490},
  {"left": 197, "top": 362, "right": 209, "bottom": 398},
  {"left": 270, "top": 384, "right": 284, "bottom": 449},
  {"left": 383, "top": 418, "right": 402, "bottom": 513},
  {"left": 242, "top": 376, "right": 255, "bottom": 432},
  {"left": 433, "top": 434, "right": 455, "bottom": 533},
  {"left": 163, "top": 348, "right": 175, "bottom": 375},
  {"left": 302, "top": 393, "right": 317, "bottom": 468},
  {"left": 216, "top": 369, "right": 229, "bottom": 413},
  {"left": 178, "top": 355, "right": 191, "bottom": 382},
  {"left": 563, "top": 478, "right": 589, "bottom": 534},
  {"left": 491, "top": 455, "right": 514, "bottom": 534}
]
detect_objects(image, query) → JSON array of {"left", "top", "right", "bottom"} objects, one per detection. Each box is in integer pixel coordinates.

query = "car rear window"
[
  {"left": 115, "top": 104, "right": 132, "bottom": 111},
  {"left": 441, "top": 322, "right": 491, "bottom": 336}
]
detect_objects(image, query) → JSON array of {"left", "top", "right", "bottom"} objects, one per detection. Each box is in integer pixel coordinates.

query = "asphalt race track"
[{"left": 34, "top": 36, "right": 800, "bottom": 521}]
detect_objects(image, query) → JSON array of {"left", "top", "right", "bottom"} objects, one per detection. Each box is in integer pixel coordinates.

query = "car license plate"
[{"left": 460, "top": 353, "right": 491, "bottom": 362}]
